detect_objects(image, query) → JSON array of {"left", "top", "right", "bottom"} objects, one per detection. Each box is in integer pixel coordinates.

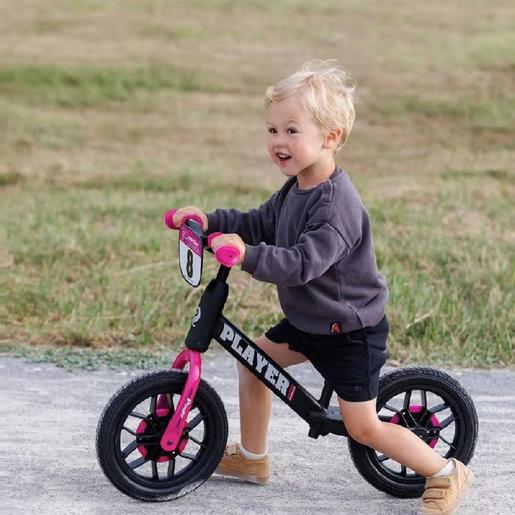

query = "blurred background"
[{"left": 0, "top": 0, "right": 513, "bottom": 366}]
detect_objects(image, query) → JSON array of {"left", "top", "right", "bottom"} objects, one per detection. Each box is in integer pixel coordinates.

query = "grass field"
[{"left": 0, "top": 0, "right": 513, "bottom": 366}]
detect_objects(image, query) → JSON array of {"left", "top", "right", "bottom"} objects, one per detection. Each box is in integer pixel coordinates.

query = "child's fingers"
[
  {"left": 209, "top": 234, "right": 225, "bottom": 251},
  {"left": 172, "top": 206, "right": 207, "bottom": 230},
  {"left": 210, "top": 234, "right": 235, "bottom": 250},
  {"left": 171, "top": 208, "right": 185, "bottom": 227}
]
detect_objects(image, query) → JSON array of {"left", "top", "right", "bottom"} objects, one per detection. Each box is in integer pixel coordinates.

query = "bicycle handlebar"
[
  {"left": 163, "top": 209, "right": 241, "bottom": 268},
  {"left": 163, "top": 208, "right": 204, "bottom": 230}
]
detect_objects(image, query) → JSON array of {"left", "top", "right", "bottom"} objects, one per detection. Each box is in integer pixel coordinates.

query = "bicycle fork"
[{"left": 159, "top": 349, "right": 202, "bottom": 452}]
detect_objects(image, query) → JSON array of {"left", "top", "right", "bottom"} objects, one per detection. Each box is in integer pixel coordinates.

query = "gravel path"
[{"left": 1, "top": 354, "right": 514, "bottom": 514}]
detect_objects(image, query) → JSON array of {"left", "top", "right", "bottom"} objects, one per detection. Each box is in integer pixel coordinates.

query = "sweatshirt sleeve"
[
  {"left": 206, "top": 192, "right": 278, "bottom": 245},
  {"left": 242, "top": 222, "right": 349, "bottom": 286}
]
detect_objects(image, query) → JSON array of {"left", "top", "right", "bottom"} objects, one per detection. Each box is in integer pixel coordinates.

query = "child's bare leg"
[
  {"left": 237, "top": 335, "right": 307, "bottom": 454},
  {"left": 339, "top": 397, "right": 447, "bottom": 477}
]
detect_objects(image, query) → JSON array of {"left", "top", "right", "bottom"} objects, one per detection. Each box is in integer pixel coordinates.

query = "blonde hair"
[{"left": 265, "top": 60, "right": 356, "bottom": 151}]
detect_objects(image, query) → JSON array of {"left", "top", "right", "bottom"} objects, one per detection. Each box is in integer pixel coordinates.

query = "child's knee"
[{"left": 345, "top": 419, "right": 381, "bottom": 445}]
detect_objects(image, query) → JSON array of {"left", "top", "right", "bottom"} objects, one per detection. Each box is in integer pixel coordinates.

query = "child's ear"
[{"left": 323, "top": 127, "right": 344, "bottom": 149}]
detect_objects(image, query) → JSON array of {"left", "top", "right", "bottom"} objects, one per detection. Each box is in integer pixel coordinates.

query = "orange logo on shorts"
[{"left": 330, "top": 322, "right": 342, "bottom": 334}]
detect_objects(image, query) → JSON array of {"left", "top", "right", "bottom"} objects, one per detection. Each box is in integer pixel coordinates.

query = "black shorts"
[{"left": 265, "top": 315, "right": 389, "bottom": 402}]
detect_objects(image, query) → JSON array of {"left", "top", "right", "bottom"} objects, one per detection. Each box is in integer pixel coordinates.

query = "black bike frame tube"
[
  {"left": 213, "top": 316, "right": 325, "bottom": 423},
  {"left": 185, "top": 275, "right": 229, "bottom": 352}
]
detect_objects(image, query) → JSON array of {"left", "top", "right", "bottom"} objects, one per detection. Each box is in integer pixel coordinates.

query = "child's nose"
[{"left": 274, "top": 132, "right": 287, "bottom": 146}]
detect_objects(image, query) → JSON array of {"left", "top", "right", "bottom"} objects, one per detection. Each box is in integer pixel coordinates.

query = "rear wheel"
[
  {"left": 348, "top": 367, "right": 478, "bottom": 498},
  {"left": 96, "top": 370, "right": 228, "bottom": 501}
]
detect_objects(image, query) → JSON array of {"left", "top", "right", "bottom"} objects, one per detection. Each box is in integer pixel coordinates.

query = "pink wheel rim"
[{"left": 389, "top": 404, "right": 440, "bottom": 448}]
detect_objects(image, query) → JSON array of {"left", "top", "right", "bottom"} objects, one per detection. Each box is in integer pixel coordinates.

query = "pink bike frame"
[{"left": 159, "top": 349, "right": 202, "bottom": 452}]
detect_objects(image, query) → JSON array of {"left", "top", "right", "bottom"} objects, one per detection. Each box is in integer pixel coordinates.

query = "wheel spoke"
[
  {"left": 420, "top": 402, "right": 449, "bottom": 426},
  {"left": 420, "top": 390, "right": 428, "bottom": 409},
  {"left": 168, "top": 457, "right": 176, "bottom": 477},
  {"left": 130, "top": 411, "right": 148, "bottom": 420},
  {"left": 123, "top": 426, "right": 137, "bottom": 436},
  {"left": 377, "top": 454, "right": 390, "bottom": 463},
  {"left": 383, "top": 403, "right": 400, "bottom": 414},
  {"left": 122, "top": 440, "right": 139, "bottom": 458},
  {"left": 188, "top": 435, "right": 207, "bottom": 448},
  {"left": 379, "top": 414, "right": 392, "bottom": 422},
  {"left": 437, "top": 434, "right": 457, "bottom": 451},
  {"left": 188, "top": 413, "right": 204, "bottom": 430},
  {"left": 429, "top": 402, "right": 448, "bottom": 414},
  {"left": 128, "top": 456, "right": 148, "bottom": 470},
  {"left": 439, "top": 414, "right": 457, "bottom": 430},
  {"left": 403, "top": 390, "right": 412, "bottom": 409},
  {"left": 151, "top": 460, "right": 158, "bottom": 480},
  {"left": 179, "top": 451, "right": 199, "bottom": 462},
  {"left": 150, "top": 396, "right": 157, "bottom": 416},
  {"left": 401, "top": 465, "right": 407, "bottom": 477}
]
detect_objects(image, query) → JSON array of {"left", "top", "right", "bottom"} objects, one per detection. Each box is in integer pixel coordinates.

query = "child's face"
[{"left": 266, "top": 95, "right": 330, "bottom": 181}]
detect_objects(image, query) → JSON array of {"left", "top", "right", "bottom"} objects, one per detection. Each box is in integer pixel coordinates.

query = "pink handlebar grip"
[
  {"left": 208, "top": 232, "right": 241, "bottom": 267},
  {"left": 163, "top": 209, "right": 179, "bottom": 229},
  {"left": 163, "top": 209, "right": 204, "bottom": 230},
  {"left": 215, "top": 246, "right": 241, "bottom": 267}
]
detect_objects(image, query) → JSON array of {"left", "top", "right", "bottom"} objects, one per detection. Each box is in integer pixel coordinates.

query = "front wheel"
[
  {"left": 348, "top": 367, "right": 478, "bottom": 498},
  {"left": 96, "top": 370, "right": 228, "bottom": 501}
]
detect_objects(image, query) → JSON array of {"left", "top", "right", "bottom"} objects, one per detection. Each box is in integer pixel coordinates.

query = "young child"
[{"left": 172, "top": 61, "right": 473, "bottom": 514}]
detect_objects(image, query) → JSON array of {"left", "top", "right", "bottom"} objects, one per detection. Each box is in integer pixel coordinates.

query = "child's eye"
[
  {"left": 287, "top": 127, "right": 298, "bottom": 135},
  {"left": 268, "top": 127, "right": 277, "bottom": 134}
]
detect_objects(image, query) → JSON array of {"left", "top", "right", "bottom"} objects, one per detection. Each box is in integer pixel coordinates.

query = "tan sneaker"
[
  {"left": 214, "top": 443, "right": 270, "bottom": 485},
  {"left": 417, "top": 459, "right": 474, "bottom": 514}
]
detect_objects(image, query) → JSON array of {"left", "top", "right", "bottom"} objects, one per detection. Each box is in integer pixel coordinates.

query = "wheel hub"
[
  {"left": 389, "top": 404, "right": 441, "bottom": 448},
  {"left": 136, "top": 406, "right": 189, "bottom": 461}
]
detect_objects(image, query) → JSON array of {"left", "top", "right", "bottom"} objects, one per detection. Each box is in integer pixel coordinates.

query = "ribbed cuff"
[{"left": 241, "top": 244, "right": 260, "bottom": 275}]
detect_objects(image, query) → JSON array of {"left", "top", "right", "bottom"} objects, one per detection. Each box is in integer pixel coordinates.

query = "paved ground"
[{"left": 1, "top": 353, "right": 514, "bottom": 515}]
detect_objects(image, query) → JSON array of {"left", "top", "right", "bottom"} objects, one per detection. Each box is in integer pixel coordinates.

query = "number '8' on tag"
[{"left": 179, "top": 224, "right": 203, "bottom": 287}]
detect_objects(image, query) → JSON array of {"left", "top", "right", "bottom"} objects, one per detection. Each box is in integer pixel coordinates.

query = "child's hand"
[
  {"left": 210, "top": 233, "right": 246, "bottom": 265},
  {"left": 172, "top": 206, "right": 208, "bottom": 231}
]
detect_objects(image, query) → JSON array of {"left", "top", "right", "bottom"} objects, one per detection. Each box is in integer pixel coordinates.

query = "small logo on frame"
[{"left": 192, "top": 307, "right": 201, "bottom": 327}]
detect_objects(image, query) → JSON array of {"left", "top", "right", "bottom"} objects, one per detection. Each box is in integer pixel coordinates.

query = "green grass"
[
  {"left": 0, "top": 65, "right": 220, "bottom": 107},
  {"left": 0, "top": 171, "right": 23, "bottom": 187},
  {"left": 0, "top": 170, "right": 279, "bottom": 350},
  {"left": 373, "top": 180, "right": 514, "bottom": 366},
  {"left": 375, "top": 95, "right": 515, "bottom": 133},
  {"left": 1, "top": 0, "right": 514, "bottom": 367},
  {"left": 1, "top": 168, "right": 513, "bottom": 366}
]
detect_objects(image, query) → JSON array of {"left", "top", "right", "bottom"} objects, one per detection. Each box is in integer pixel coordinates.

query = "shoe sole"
[
  {"left": 417, "top": 469, "right": 474, "bottom": 515},
  {"left": 214, "top": 469, "right": 270, "bottom": 485}
]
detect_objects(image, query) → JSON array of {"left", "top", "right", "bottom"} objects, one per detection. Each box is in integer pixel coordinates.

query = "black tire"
[
  {"left": 348, "top": 367, "right": 478, "bottom": 498},
  {"left": 96, "top": 370, "right": 228, "bottom": 501}
]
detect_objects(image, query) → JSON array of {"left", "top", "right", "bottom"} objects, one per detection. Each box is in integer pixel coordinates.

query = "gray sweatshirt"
[{"left": 207, "top": 167, "right": 388, "bottom": 334}]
